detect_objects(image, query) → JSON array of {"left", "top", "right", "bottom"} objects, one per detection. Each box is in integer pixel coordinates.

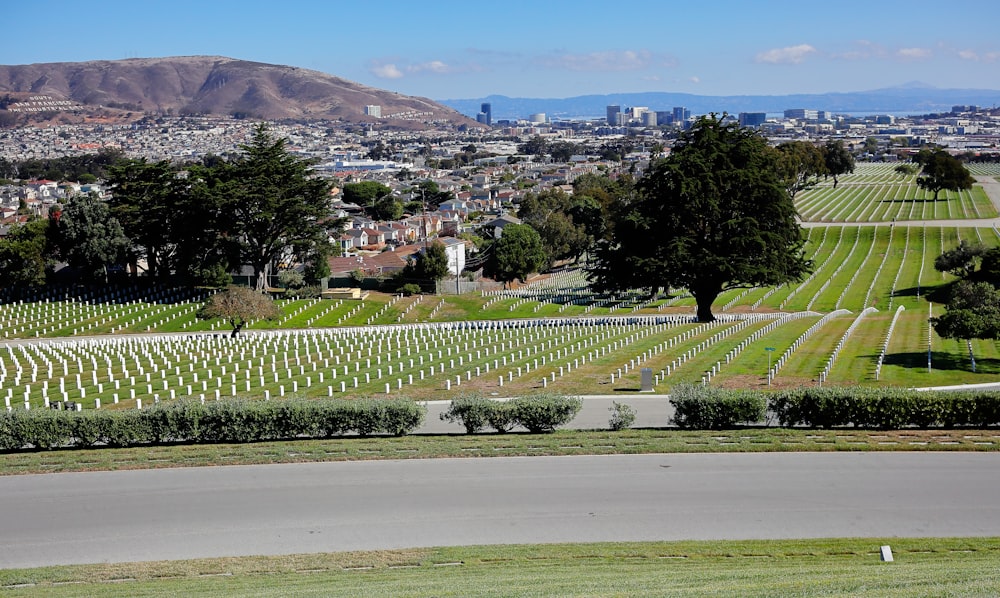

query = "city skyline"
[{"left": 5, "top": 0, "right": 1000, "bottom": 101}]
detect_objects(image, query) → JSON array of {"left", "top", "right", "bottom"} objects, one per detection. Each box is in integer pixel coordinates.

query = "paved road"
[{"left": 2, "top": 452, "right": 998, "bottom": 569}]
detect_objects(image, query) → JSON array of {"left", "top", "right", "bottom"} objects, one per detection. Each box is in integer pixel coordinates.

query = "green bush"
[
  {"left": 510, "top": 394, "right": 583, "bottom": 433},
  {"left": 440, "top": 393, "right": 495, "bottom": 434},
  {"left": 768, "top": 387, "right": 1000, "bottom": 429},
  {"left": 380, "top": 399, "right": 426, "bottom": 436},
  {"left": 486, "top": 401, "right": 518, "bottom": 433},
  {"left": 608, "top": 401, "right": 637, "bottom": 431},
  {"left": 670, "top": 384, "right": 767, "bottom": 429}
]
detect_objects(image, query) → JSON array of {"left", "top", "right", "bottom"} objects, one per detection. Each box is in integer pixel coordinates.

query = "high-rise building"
[
  {"left": 783, "top": 108, "right": 819, "bottom": 120},
  {"left": 364, "top": 105, "right": 382, "bottom": 118},
  {"left": 738, "top": 112, "right": 767, "bottom": 128},
  {"left": 480, "top": 102, "right": 492, "bottom": 126},
  {"left": 606, "top": 105, "right": 621, "bottom": 125},
  {"left": 672, "top": 106, "right": 690, "bottom": 124},
  {"left": 641, "top": 111, "right": 657, "bottom": 127}
]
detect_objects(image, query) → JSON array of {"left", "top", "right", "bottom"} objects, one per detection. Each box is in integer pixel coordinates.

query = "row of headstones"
[
  {"left": 609, "top": 313, "right": 786, "bottom": 386},
  {"left": 610, "top": 319, "right": 730, "bottom": 387},
  {"left": 656, "top": 313, "right": 788, "bottom": 385},
  {"left": 769, "top": 309, "right": 851, "bottom": 382},
  {"left": 366, "top": 295, "right": 404, "bottom": 324},
  {"left": 862, "top": 226, "right": 899, "bottom": 309},
  {"left": 777, "top": 226, "right": 837, "bottom": 311},
  {"left": 714, "top": 312, "right": 818, "bottom": 383},
  {"left": 886, "top": 227, "right": 913, "bottom": 311},
  {"left": 3, "top": 318, "right": 672, "bottom": 408},
  {"left": 874, "top": 305, "right": 906, "bottom": 380},
  {"left": 807, "top": 228, "right": 863, "bottom": 312},
  {"left": 835, "top": 228, "right": 881, "bottom": 310},
  {"left": 306, "top": 300, "right": 346, "bottom": 327},
  {"left": 396, "top": 295, "right": 423, "bottom": 322},
  {"left": 0, "top": 287, "right": 209, "bottom": 338},
  {"left": 819, "top": 307, "right": 878, "bottom": 384}
]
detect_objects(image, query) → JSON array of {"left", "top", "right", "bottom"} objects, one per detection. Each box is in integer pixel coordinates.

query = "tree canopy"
[
  {"left": 492, "top": 224, "right": 547, "bottom": 286},
  {"left": 775, "top": 141, "right": 826, "bottom": 200},
  {"left": 916, "top": 149, "right": 975, "bottom": 200},
  {"left": 587, "top": 115, "right": 811, "bottom": 321},
  {"left": 399, "top": 240, "right": 451, "bottom": 290},
  {"left": 822, "top": 139, "right": 855, "bottom": 188},
  {"left": 197, "top": 286, "right": 282, "bottom": 337},
  {"left": 207, "top": 125, "right": 341, "bottom": 290},
  {"left": 932, "top": 281, "right": 1000, "bottom": 342},
  {"left": 0, "top": 218, "right": 49, "bottom": 287},
  {"left": 517, "top": 188, "right": 591, "bottom": 266},
  {"left": 105, "top": 158, "right": 179, "bottom": 279},
  {"left": 47, "top": 195, "right": 129, "bottom": 283}
]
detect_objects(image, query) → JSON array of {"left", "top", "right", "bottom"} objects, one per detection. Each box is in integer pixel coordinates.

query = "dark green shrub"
[
  {"left": 670, "top": 385, "right": 766, "bottom": 429},
  {"left": 317, "top": 400, "right": 354, "bottom": 437},
  {"left": 100, "top": 409, "right": 154, "bottom": 448},
  {"left": 145, "top": 399, "right": 208, "bottom": 442},
  {"left": 398, "top": 283, "right": 422, "bottom": 296},
  {"left": 510, "top": 394, "right": 583, "bottom": 433},
  {"left": 440, "top": 393, "right": 494, "bottom": 433},
  {"left": 273, "top": 400, "right": 322, "bottom": 438},
  {"left": 380, "top": 399, "right": 425, "bottom": 436},
  {"left": 486, "top": 401, "right": 518, "bottom": 433},
  {"left": 70, "top": 410, "right": 105, "bottom": 448},
  {"left": 17, "top": 409, "right": 73, "bottom": 449},
  {"left": 349, "top": 399, "right": 384, "bottom": 436}
]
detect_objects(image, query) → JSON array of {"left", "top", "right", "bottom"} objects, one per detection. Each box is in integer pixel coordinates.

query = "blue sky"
[{"left": 6, "top": 0, "right": 1000, "bottom": 99}]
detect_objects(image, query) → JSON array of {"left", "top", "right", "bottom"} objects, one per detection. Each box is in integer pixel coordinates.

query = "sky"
[{"left": 6, "top": 0, "right": 1000, "bottom": 100}]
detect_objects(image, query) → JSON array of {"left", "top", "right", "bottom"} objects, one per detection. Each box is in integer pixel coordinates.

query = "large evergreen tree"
[
  {"left": 211, "top": 125, "right": 342, "bottom": 291},
  {"left": 48, "top": 195, "right": 129, "bottom": 283},
  {"left": 105, "top": 158, "right": 179, "bottom": 279},
  {"left": 823, "top": 139, "right": 855, "bottom": 189},
  {"left": 587, "top": 115, "right": 811, "bottom": 321}
]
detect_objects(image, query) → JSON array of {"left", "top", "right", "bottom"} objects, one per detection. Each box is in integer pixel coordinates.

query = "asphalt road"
[{"left": 2, "top": 452, "right": 999, "bottom": 568}]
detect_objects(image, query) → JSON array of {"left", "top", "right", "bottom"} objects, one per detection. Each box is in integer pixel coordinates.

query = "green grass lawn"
[{"left": 3, "top": 538, "right": 998, "bottom": 597}]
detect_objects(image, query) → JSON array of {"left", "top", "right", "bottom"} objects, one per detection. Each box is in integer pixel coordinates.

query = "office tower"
[
  {"left": 480, "top": 102, "right": 492, "bottom": 125},
  {"left": 738, "top": 112, "right": 766, "bottom": 127},
  {"left": 606, "top": 105, "right": 621, "bottom": 125}
]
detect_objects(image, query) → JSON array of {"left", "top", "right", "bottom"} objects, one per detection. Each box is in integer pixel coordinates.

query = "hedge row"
[
  {"left": 440, "top": 393, "right": 583, "bottom": 434},
  {"left": 0, "top": 398, "right": 426, "bottom": 451},
  {"left": 669, "top": 385, "right": 1000, "bottom": 429}
]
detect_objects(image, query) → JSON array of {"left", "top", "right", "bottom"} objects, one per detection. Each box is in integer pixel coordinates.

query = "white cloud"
[
  {"left": 958, "top": 49, "right": 1000, "bottom": 62},
  {"left": 754, "top": 44, "right": 817, "bottom": 64},
  {"left": 540, "top": 49, "right": 676, "bottom": 72},
  {"left": 689, "top": 76, "right": 700, "bottom": 84},
  {"left": 370, "top": 62, "right": 403, "bottom": 79},
  {"left": 408, "top": 60, "right": 452, "bottom": 74},
  {"left": 896, "top": 47, "right": 931, "bottom": 60},
  {"left": 830, "top": 40, "right": 887, "bottom": 61}
]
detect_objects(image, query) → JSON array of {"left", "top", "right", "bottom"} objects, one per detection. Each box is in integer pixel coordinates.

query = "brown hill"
[{"left": 0, "top": 56, "right": 477, "bottom": 127}]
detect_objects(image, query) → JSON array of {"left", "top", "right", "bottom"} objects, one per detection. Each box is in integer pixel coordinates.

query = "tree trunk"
[
  {"left": 690, "top": 285, "right": 721, "bottom": 322},
  {"left": 231, "top": 321, "right": 243, "bottom": 338}
]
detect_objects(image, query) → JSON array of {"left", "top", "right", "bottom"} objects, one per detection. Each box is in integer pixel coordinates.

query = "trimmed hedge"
[
  {"left": 669, "top": 384, "right": 767, "bottom": 429},
  {"left": 440, "top": 393, "right": 583, "bottom": 434},
  {"left": 0, "top": 398, "right": 426, "bottom": 451},
  {"left": 671, "top": 385, "right": 1000, "bottom": 430},
  {"left": 770, "top": 387, "right": 1000, "bottom": 429}
]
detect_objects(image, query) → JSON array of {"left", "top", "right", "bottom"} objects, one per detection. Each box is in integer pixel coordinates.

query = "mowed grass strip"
[
  {"left": 3, "top": 428, "right": 998, "bottom": 476},
  {"left": 2, "top": 538, "right": 999, "bottom": 598}
]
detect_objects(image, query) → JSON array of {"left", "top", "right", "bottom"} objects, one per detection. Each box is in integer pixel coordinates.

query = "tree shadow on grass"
[
  {"left": 888, "top": 351, "right": 1000, "bottom": 374},
  {"left": 891, "top": 284, "right": 952, "bottom": 301}
]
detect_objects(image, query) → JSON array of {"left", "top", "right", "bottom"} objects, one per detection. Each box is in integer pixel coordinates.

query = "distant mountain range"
[
  {"left": 441, "top": 84, "right": 1000, "bottom": 120},
  {"left": 0, "top": 56, "right": 475, "bottom": 127}
]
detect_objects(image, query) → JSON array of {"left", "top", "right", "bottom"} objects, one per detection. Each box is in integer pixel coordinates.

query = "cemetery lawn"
[
  {"left": 2, "top": 537, "right": 999, "bottom": 597},
  {"left": 2, "top": 428, "right": 998, "bottom": 476}
]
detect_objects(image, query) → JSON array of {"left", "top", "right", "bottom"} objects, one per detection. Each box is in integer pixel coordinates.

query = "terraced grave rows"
[{"left": 796, "top": 182, "right": 994, "bottom": 222}]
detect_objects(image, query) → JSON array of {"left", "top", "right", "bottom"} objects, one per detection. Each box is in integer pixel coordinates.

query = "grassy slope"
[{"left": 3, "top": 538, "right": 999, "bottom": 598}]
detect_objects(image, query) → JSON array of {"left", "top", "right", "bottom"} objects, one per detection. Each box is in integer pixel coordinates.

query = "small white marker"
[{"left": 880, "top": 545, "right": 893, "bottom": 562}]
